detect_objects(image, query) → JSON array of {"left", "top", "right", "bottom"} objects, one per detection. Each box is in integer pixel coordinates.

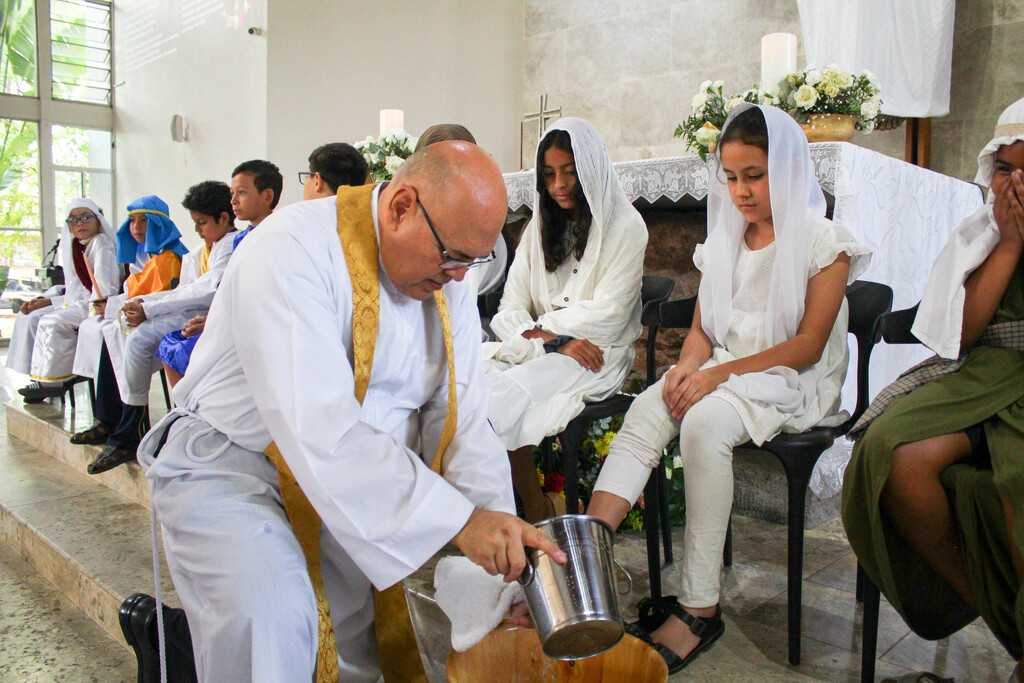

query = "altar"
[{"left": 503, "top": 142, "right": 985, "bottom": 413}]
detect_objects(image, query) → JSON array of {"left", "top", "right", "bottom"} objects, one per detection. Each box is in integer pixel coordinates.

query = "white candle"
[
  {"left": 760, "top": 33, "right": 798, "bottom": 96},
  {"left": 379, "top": 109, "right": 404, "bottom": 136}
]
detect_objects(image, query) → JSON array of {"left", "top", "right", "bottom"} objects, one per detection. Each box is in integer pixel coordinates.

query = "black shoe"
[
  {"left": 628, "top": 602, "right": 725, "bottom": 675},
  {"left": 87, "top": 444, "right": 136, "bottom": 474},
  {"left": 119, "top": 593, "right": 198, "bottom": 683},
  {"left": 18, "top": 381, "right": 66, "bottom": 403}
]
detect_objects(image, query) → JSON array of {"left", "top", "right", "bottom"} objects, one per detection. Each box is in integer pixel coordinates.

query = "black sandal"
[
  {"left": 630, "top": 602, "right": 725, "bottom": 675},
  {"left": 628, "top": 594, "right": 680, "bottom": 634},
  {"left": 87, "top": 444, "right": 136, "bottom": 474},
  {"left": 70, "top": 422, "right": 114, "bottom": 445}
]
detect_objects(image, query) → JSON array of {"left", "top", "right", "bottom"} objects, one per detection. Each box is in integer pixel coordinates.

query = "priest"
[{"left": 137, "top": 141, "right": 563, "bottom": 682}]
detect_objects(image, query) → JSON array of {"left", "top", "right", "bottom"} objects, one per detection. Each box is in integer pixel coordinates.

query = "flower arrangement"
[
  {"left": 533, "top": 413, "right": 687, "bottom": 531},
  {"left": 354, "top": 129, "right": 418, "bottom": 182},
  {"left": 775, "top": 65, "right": 882, "bottom": 132},
  {"left": 673, "top": 80, "right": 764, "bottom": 160}
]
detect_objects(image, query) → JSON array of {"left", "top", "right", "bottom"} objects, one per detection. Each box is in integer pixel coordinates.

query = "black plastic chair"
[
  {"left": 648, "top": 280, "right": 893, "bottom": 665},
  {"left": 855, "top": 301, "right": 919, "bottom": 683}
]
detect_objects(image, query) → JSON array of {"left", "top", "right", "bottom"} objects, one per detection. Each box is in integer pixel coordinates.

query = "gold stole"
[
  {"left": 198, "top": 243, "right": 211, "bottom": 276},
  {"left": 263, "top": 183, "right": 459, "bottom": 682}
]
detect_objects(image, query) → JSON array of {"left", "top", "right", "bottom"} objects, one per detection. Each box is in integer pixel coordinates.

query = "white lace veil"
[
  {"left": 59, "top": 198, "right": 117, "bottom": 289},
  {"left": 701, "top": 102, "right": 827, "bottom": 349}
]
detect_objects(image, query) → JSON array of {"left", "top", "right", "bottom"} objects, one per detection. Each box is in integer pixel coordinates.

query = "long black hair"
[{"left": 536, "top": 129, "right": 592, "bottom": 272}]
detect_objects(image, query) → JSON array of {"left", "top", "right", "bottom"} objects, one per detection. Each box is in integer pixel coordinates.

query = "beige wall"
[
  {"left": 113, "top": 0, "right": 268, "bottom": 247},
  {"left": 522, "top": 0, "right": 1024, "bottom": 181},
  {"left": 266, "top": 0, "right": 524, "bottom": 207}
]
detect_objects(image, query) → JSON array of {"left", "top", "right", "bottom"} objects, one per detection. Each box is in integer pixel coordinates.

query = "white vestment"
[
  {"left": 12, "top": 234, "right": 121, "bottom": 381},
  {"left": 138, "top": 191, "right": 514, "bottom": 682},
  {"left": 483, "top": 117, "right": 647, "bottom": 449},
  {"left": 108, "top": 232, "right": 234, "bottom": 405},
  {"left": 72, "top": 251, "right": 147, "bottom": 380}
]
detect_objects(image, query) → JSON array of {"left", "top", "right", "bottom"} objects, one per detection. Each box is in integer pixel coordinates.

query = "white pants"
[
  {"left": 6, "top": 306, "right": 53, "bottom": 375},
  {"left": 140, "top": 412, "right": 382, "bottom": 683},
  {"left": 593, "top": 378, "right": 749, "bottom": 607},
  {"left": 72, "top": 315, "right": 106, "bottom": 379},
  {"left": 26, "top": 306, "right": 91, "bottom": 382},
  {"left": 104, "top": 308, "right": 200, "bottom": 405}
]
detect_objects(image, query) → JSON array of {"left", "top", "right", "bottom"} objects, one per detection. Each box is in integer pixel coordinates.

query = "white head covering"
[
  {"left": 701, "top": 103, "right": 827, "bottom": 351},
  {"left": 974, "top": 96, "right": 1024, "bottom": 188},
  {"left": 488, "top": 117, "right": 647, "bottom": 359},
  {"left": 914, "top": 97, "right": 1024, "bottom": 358},
  {"left": 59, "top": 198, "right": 117, "bottom": 283}
]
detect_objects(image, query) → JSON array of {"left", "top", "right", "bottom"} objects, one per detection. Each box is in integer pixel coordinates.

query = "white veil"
[{"left": 59, "top": 198, "right": 117, "bottom": 293}]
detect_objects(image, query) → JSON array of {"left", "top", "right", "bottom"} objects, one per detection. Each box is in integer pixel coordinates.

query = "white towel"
[{"left": 433, "top": 556, "right": 525, "bottom": 652}]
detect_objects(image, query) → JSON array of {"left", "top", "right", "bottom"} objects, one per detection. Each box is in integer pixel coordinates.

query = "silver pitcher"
[{"left": 518, "top": 514, "right": 624, "bottom": 660}]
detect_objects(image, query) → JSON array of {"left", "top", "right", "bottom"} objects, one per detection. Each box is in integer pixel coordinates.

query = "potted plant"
[
  {"left": 673, "top": 81, "right": 764, "bottom": 160},
  {"left": 774, "top": 65, "right": 883, "bottom": 142},
  {"left": 354, "top": 129, "right": 418, "bottom": 182}
]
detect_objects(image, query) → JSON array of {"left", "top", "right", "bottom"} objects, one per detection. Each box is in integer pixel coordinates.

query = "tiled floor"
[{"left": 0, "top": 348, "right": 1016, "bottom": 682}]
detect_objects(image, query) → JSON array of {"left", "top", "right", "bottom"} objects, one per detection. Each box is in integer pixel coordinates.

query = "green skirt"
[{"left": 842, "top": 343, "right": 1024, "bottom": 660}]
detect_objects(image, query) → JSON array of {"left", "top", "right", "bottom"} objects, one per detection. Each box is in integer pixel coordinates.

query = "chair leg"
[
  {"left": 87, "top": 378, "right": 96, "bottom": 416},
  {"left": 643, "top": 471, "right": 662, "bottom": 601},
  {"left": 781, "top": 463, "right": 814, "bottom": 666},
  {"left": 860, "top": 570, "right": 880, "bottom": 683},
  {"left": 855, "top": 562, "right": 865, "bottom": 602},
  {"left": 67, "top": 382, "right": 76, "bottom": 409},
  {"left": 723, "top": 517, "right": 733, "bottom": 568},
  {"left": 560, "top": 418, "right": 587, "bottom": 515},
  {"left": 159, "top": 369, "right": 172, "bottom": 410},
  {"left": 657, "top": 459, "right": 673, "bottom": 563}
]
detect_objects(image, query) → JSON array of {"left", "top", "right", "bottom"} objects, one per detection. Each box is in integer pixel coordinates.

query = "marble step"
[
  {"left": 0, "top": 418, "right": 179, "bottom": 648},
  {"left": 5, "top": 398, "right": 154, "bottom": 509},
  {"left": 0, "top": 542, "right": 136, "bottom": 681}
]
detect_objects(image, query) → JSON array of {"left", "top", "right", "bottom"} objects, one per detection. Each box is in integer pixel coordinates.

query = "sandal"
[
  {"left": 87, "top": 444, "right": 136, "bottom": 474},
  {"left": 630, "top": 602, "right": 725, "bottom": 675},
  {"left": 628, "top": 594, "right": 680, "bottom": 634},
  {"left": 70, "top": 422, "right": 114, "bottom": 445}
]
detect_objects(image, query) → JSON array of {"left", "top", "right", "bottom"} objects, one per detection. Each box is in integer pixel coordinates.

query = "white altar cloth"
[{"left": 504, "top": 142, "right": 984, "bottom": 429}]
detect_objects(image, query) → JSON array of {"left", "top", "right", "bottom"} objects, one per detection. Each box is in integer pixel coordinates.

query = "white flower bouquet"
[
  {"left": 354, "top": 129, "right": 419, "bottom": 182},
  {"left": 673, "top": 81, "right": 763, "bottom": 160},
  {"left": 775, "top": 65, "right": 882, "bottom": 132}
]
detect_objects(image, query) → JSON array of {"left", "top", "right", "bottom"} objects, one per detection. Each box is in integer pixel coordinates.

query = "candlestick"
[
  {"left": 379, "top": 109, "right": 404, "bottom": 136},
  {"left": 761, "top": 33, "right": 798, "bottom": 96}
]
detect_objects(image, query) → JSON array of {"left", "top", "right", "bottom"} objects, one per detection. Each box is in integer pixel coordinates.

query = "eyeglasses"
[
  {"left": 416, "top": 197, "right": 496, "bottom": 271},
  {"left": 298, "top": 171, "right": 313, "bottom": 186},
  {"left": 67, "top": 214, "right": 97, "bottom": 226}
]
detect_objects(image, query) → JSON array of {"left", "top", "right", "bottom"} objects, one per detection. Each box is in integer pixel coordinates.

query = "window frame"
[{"left": 0, "top": 0, "right": 114, "bottom": 265}]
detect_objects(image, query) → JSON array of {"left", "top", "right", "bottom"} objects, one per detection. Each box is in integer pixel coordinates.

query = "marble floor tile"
[
  {"left": 880, "top": 618, "right": 1014, "bottom": 682},
  {"left": 0, "top": 543, "right": 134, "bottom": 682}
]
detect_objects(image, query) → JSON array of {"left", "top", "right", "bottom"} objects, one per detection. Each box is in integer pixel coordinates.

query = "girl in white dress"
[
  {"left": 588, "top": 104, "right": 870, "bottom": 673},
  {"left": 483, "top": 117, "right": 647, "bottom": 522}
]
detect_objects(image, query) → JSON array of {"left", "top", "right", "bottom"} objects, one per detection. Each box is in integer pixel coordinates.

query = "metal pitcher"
[{"left": 518, "top": 514, "right": 624, "bottom": 660}]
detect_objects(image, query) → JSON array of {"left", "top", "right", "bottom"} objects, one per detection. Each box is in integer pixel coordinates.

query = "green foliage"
[
  {"left": 1, "top": 0, "right": 38, "bottom": 96},
  {"left": 673, "top": 81, "right": 763, "bottom": 161}
]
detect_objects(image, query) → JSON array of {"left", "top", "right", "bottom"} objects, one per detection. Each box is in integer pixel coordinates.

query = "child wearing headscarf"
[
  {"left": 10, "top": 198, "right": 121, "bottom": 401},
  {"left": 843, "top": 96, "right": 1024, "bottom": 680},
  {"left": 588, "top": 104, "right": 869, "bottom": 674},
  {"left": 69, "top": 195, "right": 186, "bottom": 473},
  {"left": 482, "top": 117, "right": 647, "bottom": 523}
]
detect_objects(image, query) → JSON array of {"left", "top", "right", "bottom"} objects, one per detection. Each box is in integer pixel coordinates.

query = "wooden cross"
[{"left": 520, "top": 94, "right": 562, "bottom": 169}]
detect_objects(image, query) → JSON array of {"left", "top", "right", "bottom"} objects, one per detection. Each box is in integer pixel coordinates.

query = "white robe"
[
  {"left": 108, "top": 232, "right": 234, "bottom": 405},
  {"left": 10, "top": 234, "right": 121, "bottom": 381},
  {"left": 482, "top": 117, "right": 647, "bottom": 449},
  {"left": 138, "top": 191, "right": 514, "bottom": 682}
]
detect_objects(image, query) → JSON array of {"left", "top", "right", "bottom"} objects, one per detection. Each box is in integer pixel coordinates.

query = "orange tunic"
[{"left": 125, "top": 250, "right": 182, "bottom": 299}]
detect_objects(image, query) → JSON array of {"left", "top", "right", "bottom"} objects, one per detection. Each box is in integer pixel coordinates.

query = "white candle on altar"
[
  {"left": 760, "top": 33, "right": 797, "bottom": 96},
  {"left": 379, "top": 109, "right": 404, "bottom": 136}
]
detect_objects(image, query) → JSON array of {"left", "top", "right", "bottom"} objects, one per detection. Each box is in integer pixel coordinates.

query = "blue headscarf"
[{"left": 116, "top": 195, "right": 189, "bottom": 264}]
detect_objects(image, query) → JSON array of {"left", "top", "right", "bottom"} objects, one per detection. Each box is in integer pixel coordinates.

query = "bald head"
[{"left": 378, "top": 141, "right": 508, "bottom": 300}]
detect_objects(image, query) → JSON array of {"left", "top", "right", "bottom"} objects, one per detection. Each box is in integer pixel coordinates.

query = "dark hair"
[
  {"left": 231, "top": 159, "right": 283, "bottom": 209},
  {"left": 536, "top": 129, "right": 592, "bottom": 272},
  {"left": 308, "top": 143, "right": 368, "bottom": 191},
  {"left": 718, "top": 106, "right": 769, "bottom": 155},
  {"left": 414, "top": 124, "right": 477, "bottom": 152},
  {"left": 182, "top": 180, "right": 235, "bottom": 225}
]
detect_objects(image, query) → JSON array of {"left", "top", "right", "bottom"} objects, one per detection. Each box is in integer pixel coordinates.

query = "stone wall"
[{"left": 522, "top": 0, "right": 1024, "bottom": 182}]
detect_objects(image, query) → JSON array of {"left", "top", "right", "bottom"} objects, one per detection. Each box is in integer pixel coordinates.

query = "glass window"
[
  {"left": 52, "top": 124, "right": 112, "bottom": 225},
  {"left": 1, "top": 0, "right": 39, "bottom": 97},
  {"left": 50, "top": 0, "right": 111, "bottom": 105},
  {"left": 0, "top": 117, "right": 41, "bottom": 268}
]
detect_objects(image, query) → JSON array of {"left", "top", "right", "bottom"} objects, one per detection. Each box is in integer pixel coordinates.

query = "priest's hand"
[
  {"left": 453, "top": 509, "right": 566, "bottom": 583},
  {"left": 556, "top": 338, "right": 604, "bottom": 372},
  {"left": 182, "top": 315, "right": 206, "bottom": 338},
  {"left": 507, "top": 600, "right": 534, "bottom": 628},
  {"left": 123, "top": 300, "right": 147, "bottom": 327}
]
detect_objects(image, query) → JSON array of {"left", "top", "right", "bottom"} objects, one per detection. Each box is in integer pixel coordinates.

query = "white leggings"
[{"left": 593, "top": 377, "right": 750, "bottom": 607}]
